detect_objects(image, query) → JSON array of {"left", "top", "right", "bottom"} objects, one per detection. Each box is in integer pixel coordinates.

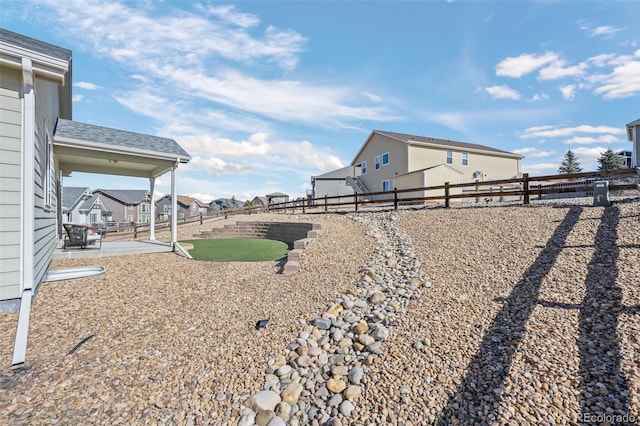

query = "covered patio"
[
  {"left": 53, "top": 239, "right": 173, "bottom": 260},
  {"left": 53, "top": 118, "right": 191, "bottom": 252}
]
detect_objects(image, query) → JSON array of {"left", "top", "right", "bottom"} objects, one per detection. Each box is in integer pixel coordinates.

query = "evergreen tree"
[
  {"left": 597, "top": 148, "right": 625, "bottom": 171},
  {"left": 558, "top": 149, "right": 582, "bottom": 174}
]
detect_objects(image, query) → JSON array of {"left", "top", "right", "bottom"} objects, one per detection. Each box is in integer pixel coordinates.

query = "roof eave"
[{"left": 53, "top": 135, "right": 191, "bottom": 163}]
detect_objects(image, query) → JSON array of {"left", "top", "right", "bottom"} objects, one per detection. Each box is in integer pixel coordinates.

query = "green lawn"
[{"left": 180, "top": 238, "right": 291, "bottom": 262}]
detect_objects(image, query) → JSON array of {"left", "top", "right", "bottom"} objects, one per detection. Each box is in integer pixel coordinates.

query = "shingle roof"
[
  {"left": 177, "top": 195, "right": 197, "bottom": 206},
  {"left": 94, "top": 189, "right": 149, "bottom": 204},
  {"left": 0, "top": 28, "right": 71, "bottom": 62},
  {"left": 626, "top": 118, "right": 640, "bottom": 127},
  {"left": 374, "top": 130, "right": 520, "bottom": 156},
  {"left": 62, "top": 187, "right": 90, "bottom": 210},
  {"left": 55, "top": 119, "right": 190, "bottom": 160}
]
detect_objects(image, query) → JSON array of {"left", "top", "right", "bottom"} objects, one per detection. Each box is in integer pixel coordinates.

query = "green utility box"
[{"left": 593, "top": 180, "right": 610, "bottom": 207}]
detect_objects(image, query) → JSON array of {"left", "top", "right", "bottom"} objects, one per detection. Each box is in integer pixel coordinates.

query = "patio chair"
[{"left": 63, "top": 223, "right": 102, "bottom": 249}]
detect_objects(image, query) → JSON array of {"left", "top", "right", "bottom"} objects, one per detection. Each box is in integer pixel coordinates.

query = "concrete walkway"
[{"left": 53, "top": 240, "right": 173, "bottom": 260}]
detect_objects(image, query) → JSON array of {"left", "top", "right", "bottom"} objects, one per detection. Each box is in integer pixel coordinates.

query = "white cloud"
[
  {"left": 592, "top": 58, "right": 640, "bottom": 99},
  {"left": 72, "top": 94, "right": 84, "bottom": 102},
  {"left": 519, "top": 124, "right": 625, "bottom": 139},
  {"left": 363, "top": 92, "right": 382, "bottom": 102},
  {"left": 74, "top": 81, "right": 101, "bottom": 90},
  {"left": 538, "top": 60, "right": 587, "bottom": 80},
  {"left": 559, "top": 85, "right": 576, "bottom": 100},
  {"left": 564, "top": 135, "right": 622, "bottom": 144},
  {"left": 527, "top": 93, "right": 549, "bottom": 102},
  {"left": 580, "top": 24, "right": 625, "bottom": 39},
  {"left": 197, "top": 4, "right": 260, "bottom": 28},
  {"left": 512, "top": 147, "right": 555, "bottom": 158},
  {"left": 522, "top": 162, "right": 558, "bottom": 175},
  {"left": 572, "top": 146, "right": 610, "bottom": 163},
  {"left": 484, "top": 85, "right": 521, "bottom": 100},
  {"left": 495, "top": 52, "right": 559, "bottom": 78},
  {"left": 187, "top": 156, "right": 255, "bottom": 176}
]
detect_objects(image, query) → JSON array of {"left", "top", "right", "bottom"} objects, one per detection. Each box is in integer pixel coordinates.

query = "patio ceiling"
[{"left": 53, "top": 119, "right": 190, "bottom": 178}]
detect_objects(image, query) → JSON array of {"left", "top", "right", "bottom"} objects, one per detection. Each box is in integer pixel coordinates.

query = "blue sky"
[{"left": 2, "top": 1, "right": 639, "bottom": 202}]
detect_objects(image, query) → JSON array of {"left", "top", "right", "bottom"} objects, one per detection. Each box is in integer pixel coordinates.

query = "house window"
[
  {"left": 446, "top": 150, "right": 453, "bottom": 164},
  {"left": 128, "top": 215, "right": 134, "bottom": 222},
  {"left": 382, "top": 152, "right": 389, "bottom": 166},
  {"left": 163, "top": 204, "right": 170, "bottom": 212},
  {"left": 362, "top": 161, "right": 367, "bottom": 174},
  {"left": 462, "top": 152, "right": 468, "bottom": 166},
  {"left": 375, "top": 156, "right": 380, "bottom": 170},
  {"left": 139, "top": 203, "right": 149, "bottom": 213},
  {"left": 128, "top": 205, "right": 134, "bottom": 210},
  {"left": 382, "top": 180, "right": 390, "bottom": 192},
  {"left": 90, "top": 213, "right": 97, "bottom": 223},
  {"left": 191, "top": 203, "right": 197, "bottom": 211}
]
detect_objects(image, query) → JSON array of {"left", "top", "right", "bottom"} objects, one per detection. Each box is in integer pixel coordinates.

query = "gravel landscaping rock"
[{"left": 1, "top": 199, "right": 639, "bottom": 425}]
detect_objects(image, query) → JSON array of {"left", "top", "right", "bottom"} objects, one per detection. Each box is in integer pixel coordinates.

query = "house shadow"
[
  {"left": 577, "top": 205, "right": 633, "bottom": 422},
  {"left": 437, "top": 206, "right": 583, "bottom": 425},
  {"left": 438, "top": 205, "right": 638, "bottom": 424}
]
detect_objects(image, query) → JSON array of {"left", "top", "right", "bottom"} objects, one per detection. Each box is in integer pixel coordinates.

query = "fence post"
[
  {"left": 302, "top": 198, "right": 306, "bottom": 214},
  {"left": 393, "top": 187, "right": 398, "bottom": 210},
  {"left": 134, "top": 225, "right": 138, "bottom": 239},
  {"left": 324, "top": 195, "right": 328, "bottom": 212},
  {"left": 200, "top": 213, "right": 203, "bottom": 225},
  {"left": 445, "top": 182, "right": 450, "bottom": 208},
  {"left": 500, "top": 186, "right": 504, "bottom": 202},
  {"left": 523, "top": 173, "right": 530, "bottom": 205},
  {"left": 537, "top": 184, "right": 542, "bottom": 200},
  {"left": 475, "top": 181, "right": 479, "bottom": 203},
  {"left": 355, "top": 192, "right": 359, "bottom": 212}
]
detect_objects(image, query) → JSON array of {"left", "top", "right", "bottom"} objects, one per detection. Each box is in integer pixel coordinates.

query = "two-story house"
[
  {"left": 92, "top": 189, "right": 151, "bottom": 224},
  {"left": 62, "top": 186, "right": 111, "bottom": 225},
  {"left": 312, "top": 130, "right": 523, "bottom": 202},
  {"left": 155, "top": 195, "right": 207, "bottom": 221}
]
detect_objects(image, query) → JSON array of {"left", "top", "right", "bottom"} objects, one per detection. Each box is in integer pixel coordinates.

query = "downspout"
[
  {"left": 149, "top": 177, "right": 156, "bottom": 241},
  {"left": 12, "top": 58, "right": 36, "bottom": 368}
]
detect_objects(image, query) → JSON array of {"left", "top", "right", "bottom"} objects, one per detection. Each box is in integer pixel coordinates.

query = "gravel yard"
[{"left": 1, "top": 201, "right": 639, "bottom": 425}]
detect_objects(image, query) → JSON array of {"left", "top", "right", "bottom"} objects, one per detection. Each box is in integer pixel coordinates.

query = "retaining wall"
[{"left": 195, "top": 221, "right": 322, "bottom": 274}]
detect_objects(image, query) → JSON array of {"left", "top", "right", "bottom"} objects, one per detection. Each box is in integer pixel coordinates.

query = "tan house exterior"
[{"left": 345, "top": 130, "right": 523, "bottom": 201}]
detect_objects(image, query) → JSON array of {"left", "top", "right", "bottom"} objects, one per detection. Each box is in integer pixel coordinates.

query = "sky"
[{"left": 2, "top": 0, "right": 639, "bottom": 202}]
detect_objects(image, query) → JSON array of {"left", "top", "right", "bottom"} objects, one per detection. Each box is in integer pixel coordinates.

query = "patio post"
[
  {"left": 149, "top": 177, "right": 156, "bottom": 241},
  {"left": 171, "top": 162, "right": 178, "bottom": 251}
]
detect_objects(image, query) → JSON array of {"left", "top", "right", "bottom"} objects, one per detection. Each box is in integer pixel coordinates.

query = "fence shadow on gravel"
[
  {"left": 437, "top": 206, "right": 583, "bottom": 425},
  {"left": 577, "top": 206, "right": 632, "bottom": 421}
]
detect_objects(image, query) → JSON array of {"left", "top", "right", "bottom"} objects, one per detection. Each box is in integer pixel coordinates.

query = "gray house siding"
[
  {"left": 0, "top": 68, "right": 23, "bottom": 300},
  {"left": 33, "top": 78, "right": 60, "bottom": 294}
]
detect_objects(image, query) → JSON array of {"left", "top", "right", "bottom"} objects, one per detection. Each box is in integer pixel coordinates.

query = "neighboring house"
[
  {"left": 156, "top": 195, "right": 207, "bottom": 220},
  {"left": 93, "top": 189, "right": 151, "bottom": 224},
  {"left": 312, "top": 130, "right": 523, "bottom": 202},
  {"left": 0, "top": 29, "right": 190, "bottom": 368},
  {"left": 266, "top": 192, "right": 290, "bottom": 206},
  {"left": 62, "top": 186, "right": 111, "bottom": 225},
  {"left": 250, "top": 196, "right": 268, "bottom": 206},
  {"left": 616, "top": 150, "right": 633, "bottom": 168},
  {"left": 311, "top": 165, "right": 361, "bottom": 203},
  {"left": 626, "top": 118, "right": 639, "bottom": 168}
]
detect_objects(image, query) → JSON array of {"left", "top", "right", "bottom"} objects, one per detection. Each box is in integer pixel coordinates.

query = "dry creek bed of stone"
[{"left": 1, "top": 201, "right": 639, "bottom": 425}]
